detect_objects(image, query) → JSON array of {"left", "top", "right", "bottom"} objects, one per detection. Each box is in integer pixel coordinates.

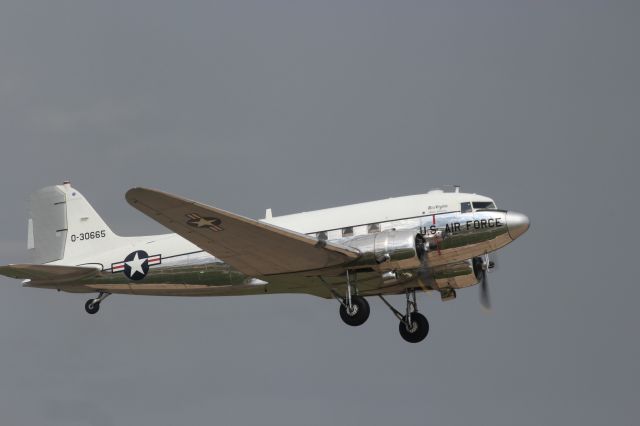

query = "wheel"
[
  {"left": 85, "top": 299, "right": 100, "bottom": 315},
  {"left": 339, "top": 295, "right": 370, "bottom": 326},
  {"left": 399, "top": 312, "right": 429, "bottom": 343}
]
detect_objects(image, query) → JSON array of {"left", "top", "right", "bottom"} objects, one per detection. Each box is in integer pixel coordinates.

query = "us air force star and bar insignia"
[
  {"left": 185, "top": 213, "right": 224, "bottom": 231},
  {"left": 111, "top": 250, "right": 161, "bottom": 281}
]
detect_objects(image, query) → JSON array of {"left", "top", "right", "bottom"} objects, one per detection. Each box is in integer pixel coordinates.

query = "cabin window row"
[{"left": 315, "top": 223, "right": 382, "bottom": 241}]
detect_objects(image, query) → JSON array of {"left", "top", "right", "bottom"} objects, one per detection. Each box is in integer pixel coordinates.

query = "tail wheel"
[
  {"left": 399, "top": 312, "right": 429, "bottom": 343},
  {"left": 85, "top": 299, "right": 100, "bottom": 315},
  {"left": 339, "top": 295, "right": 370, "bottom": 326}
]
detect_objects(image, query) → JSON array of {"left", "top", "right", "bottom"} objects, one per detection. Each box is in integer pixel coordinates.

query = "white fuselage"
[
  {"left": 37, "top": 188, "right": 523, "bottom": 298},
  {"left": 54, "top": 189, "right": 494, "bottom": 269}
]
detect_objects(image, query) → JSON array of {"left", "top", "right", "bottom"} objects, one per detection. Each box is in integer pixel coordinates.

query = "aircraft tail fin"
[{"left": 28, "top": 182, "right": 122, "bottom": 264}]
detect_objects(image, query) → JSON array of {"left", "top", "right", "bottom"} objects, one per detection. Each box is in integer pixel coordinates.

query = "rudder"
[{"left": 28, "top": 181, "right": 121, "bottom": 264}]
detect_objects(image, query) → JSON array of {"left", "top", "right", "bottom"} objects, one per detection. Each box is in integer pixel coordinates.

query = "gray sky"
[{"left": 1, "top": 1, "right": 638, "bottom": 425}]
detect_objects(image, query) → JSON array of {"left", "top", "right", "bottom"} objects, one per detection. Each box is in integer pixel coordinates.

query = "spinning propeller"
[{"left": 474, "top": 254, "right": 497, "bottom": 310}]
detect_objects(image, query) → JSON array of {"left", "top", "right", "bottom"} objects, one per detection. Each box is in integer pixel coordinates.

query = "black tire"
[
  {"left": 339, "top": 295, "right": 370, "bottom": 326},
  {"left": 85, "top": 299, "right": 100, "bottom": 315},
  {"left": 399, "top": 312, "right": 429, "bottom": 343}
]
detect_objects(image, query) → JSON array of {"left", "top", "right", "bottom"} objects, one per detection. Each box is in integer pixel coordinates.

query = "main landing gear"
[
  {"left": 378, "top": 289, "right": 429, "bottom": 343},
  {"left": 84, "top": 292, "right": 111, "bottom": 315},
  {"left": 320, "top": 272, "right": 429, "bottom": 342},
  {"left": 321, "top": 271, "right": 370, "bottom": 327},
  {"left": 339, "top": 295, "right": 370, "bottom": 326}
]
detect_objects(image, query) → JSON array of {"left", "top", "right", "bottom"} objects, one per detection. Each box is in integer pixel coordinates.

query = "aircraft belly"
[{"left": 69, "top": 263, "right": 259, "bottom": 296}]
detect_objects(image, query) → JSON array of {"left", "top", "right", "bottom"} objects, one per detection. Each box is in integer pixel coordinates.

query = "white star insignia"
[
  {"left": 126, "top": 252, "right": 147, "bottom": 277},
  {"left": 195, "top": 217, "right": 217, "bottom": 228}
]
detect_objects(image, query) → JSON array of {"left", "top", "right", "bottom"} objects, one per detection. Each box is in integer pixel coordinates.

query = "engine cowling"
[{"left": 342, "top": 229, "right": 426, "bottom": 271}]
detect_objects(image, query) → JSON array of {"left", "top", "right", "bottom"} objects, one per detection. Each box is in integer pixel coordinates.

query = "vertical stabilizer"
[
  {"left": 28, "top": 186, "right": 67, "bottom": 263},
  {"left": 28, "top": 182, "right": 121, "bottom": 264}
]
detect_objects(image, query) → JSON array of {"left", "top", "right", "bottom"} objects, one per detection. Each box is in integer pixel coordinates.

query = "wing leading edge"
[{"left": 125, "top": 188, "right": 359, "bottom": 276}]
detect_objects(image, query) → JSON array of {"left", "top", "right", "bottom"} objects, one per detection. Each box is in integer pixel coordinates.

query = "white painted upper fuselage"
[{"left": 52, "top": 188, "right": 495, "bottom": 271}]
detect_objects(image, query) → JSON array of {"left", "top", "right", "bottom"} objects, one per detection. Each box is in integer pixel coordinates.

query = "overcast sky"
[{"left": 0, "top": 1, "right": 638, "bottom": 425}]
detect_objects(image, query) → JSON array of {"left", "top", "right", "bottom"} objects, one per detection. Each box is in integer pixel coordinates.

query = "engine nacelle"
[{"left": 343, "top": 229, "right": 426, "bottom": 271}]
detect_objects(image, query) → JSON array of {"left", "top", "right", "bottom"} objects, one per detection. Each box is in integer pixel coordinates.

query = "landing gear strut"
[
  {"left": 320, "top": 271, "right": 370, "bottom": 327},
  {"left": 379, "top": 289, "right": 429, "bottom": 343},
  {"left": 84, "top": 292, "right": 110, "bottom": 315}
]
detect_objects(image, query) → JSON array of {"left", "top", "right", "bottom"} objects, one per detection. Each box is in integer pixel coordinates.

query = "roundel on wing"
[{"left": 185, "top": 213, "right": 224, "bottom": 231}]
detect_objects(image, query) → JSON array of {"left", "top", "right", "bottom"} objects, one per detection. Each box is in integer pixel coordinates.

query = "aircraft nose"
[{"left": 506, "top": 211, "right": 530, "bottom": 240}]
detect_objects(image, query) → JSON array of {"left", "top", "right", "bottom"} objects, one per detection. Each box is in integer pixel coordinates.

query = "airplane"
[{"left": 0, "top": 181, "right": 529, "bottom": 343}]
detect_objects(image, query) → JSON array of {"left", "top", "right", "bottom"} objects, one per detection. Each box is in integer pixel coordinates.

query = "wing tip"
[{"left": 125, "top": 187, "right": 153, "bottom": 205}]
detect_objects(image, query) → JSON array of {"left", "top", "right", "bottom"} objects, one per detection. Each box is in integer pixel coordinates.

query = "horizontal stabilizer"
[{"left": 0, "top": 264, "right": 100, "bottom": 282}]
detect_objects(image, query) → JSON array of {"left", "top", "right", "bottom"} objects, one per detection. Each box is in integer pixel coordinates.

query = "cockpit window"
[
  {"left": 461, "top": 202, "right": 472, "bottom": 213},
  {"left": 473, "top": 201, "right": 496, "bottom": 210}
]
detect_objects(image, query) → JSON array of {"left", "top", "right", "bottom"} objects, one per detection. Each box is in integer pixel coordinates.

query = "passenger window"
[
  {"left": 367, "top": 223, "right": 380, "bottom": 234},
  {"left": 327, "top": 230, "right": 341, "bottom": 240},
  {"left": 461, "top": 202, "right": 472, "bottom": 213},
  {"left": 317, "top": 231, "right": 328, "bottom": 241},
  {"left": 342, "top": 227, "right": 354, "bottom": 237}
]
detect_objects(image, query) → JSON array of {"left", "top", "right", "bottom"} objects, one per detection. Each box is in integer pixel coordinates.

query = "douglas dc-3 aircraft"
[{"left": 0, "top": 182, "right": 529, "bottom": 343}]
